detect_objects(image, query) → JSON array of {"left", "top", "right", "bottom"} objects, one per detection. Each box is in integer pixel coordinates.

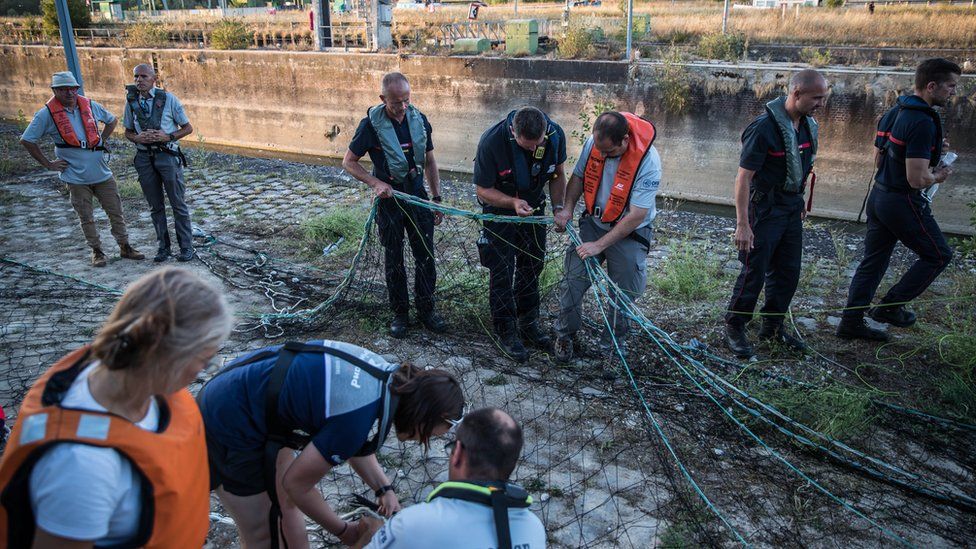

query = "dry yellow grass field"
[
  {"left": 385, "top": 1, "right": 976, "bottom": 48},
  {"left": 2, "top": 1, "right": 973, "bottom": 49}
]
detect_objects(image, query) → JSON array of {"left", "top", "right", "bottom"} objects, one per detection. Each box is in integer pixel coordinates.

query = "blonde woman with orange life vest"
[{"left": 0, "top": 267, "right": 233, "bottom": 548}]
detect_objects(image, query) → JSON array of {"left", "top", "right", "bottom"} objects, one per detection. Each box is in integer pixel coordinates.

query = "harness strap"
[{"left": 490, "top": 489, "right": 514, "bottom": 549}]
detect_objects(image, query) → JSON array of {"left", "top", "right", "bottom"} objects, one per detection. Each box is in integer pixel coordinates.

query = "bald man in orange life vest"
[
  {"left": 20, "top": 71, "right": 144, "bottom": 267},
  {"left": 553, "top": 111, "right": 661, "bottom": 379}
]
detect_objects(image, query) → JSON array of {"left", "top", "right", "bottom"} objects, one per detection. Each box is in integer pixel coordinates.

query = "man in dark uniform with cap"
[
  {"left": 343, "top": 72, "right": 447, "bottom": 339},
  {"left": 474, "top": 106, "right": 567, "bottom": 362},
  {"left": 837, "top": 58, "right": 959, "bottom": 342},
  {"left": 725, "top": 69, "right": 829, "bottom": 358}
]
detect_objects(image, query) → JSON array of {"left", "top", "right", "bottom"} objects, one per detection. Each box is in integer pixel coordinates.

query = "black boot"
[
  {"left": 518, "top": 320, "right": 552, "bottom": 350},
  {"left": 758, "top": 321, "right": 808, "bottom": 354},
  {"left": 419, "top": 311, "right": 448, "bottom": 334},
  {"left": 868, "top": 304, "right": 916, "bottom": 328},
  {"left": 390, "top": 314, "right": 410, "bottom": 339},
  {"left": 836, "top": 317, "right": 890, "bottom": 342},
  {"left": 724, "top": 322, "right": 754, "bottom": 358},
  {"left": 496, "top": 324, "right": 528, "bottom": 363}
]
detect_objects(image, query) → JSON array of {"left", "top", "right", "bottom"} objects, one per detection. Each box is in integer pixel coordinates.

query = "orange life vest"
[
  {"left": 0, "top": 347, "right": 210, "bottom": 548},
  {"left": 582, "top": 112, "right": 656, "bottom": 224},
  {"left": 45, "top": 95, "right": 101, "bottom": 149}
]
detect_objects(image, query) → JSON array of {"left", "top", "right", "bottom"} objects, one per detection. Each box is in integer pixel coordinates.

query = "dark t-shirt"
[
  {"left": 473, "top": 118, "right": 567, "bottom": 210},
  {"left": 198, "top": 340, "right": 393, "bottom": 467},
  {"left": 349, "top": 110, "right": 434, "bottom": 195},
  {"left": 874, "top": 95, "right": 939, "bottom": 192},
  {"left": 739, "top": 114, "right": 814, "bottom": 207}
]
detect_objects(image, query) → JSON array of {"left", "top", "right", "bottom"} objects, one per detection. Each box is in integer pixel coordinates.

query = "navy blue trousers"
[
  {"left": 726, "top": 196, "right": 804, "bottom": 328},
  {"left": 482, "top": 213, "right": 547, "bottom": 331},
  {"left": 843, "top": 186, "right": 953, "bottom": 319},
  {"left": 376, "top": 193, "right": 437, "bottom": 317}
]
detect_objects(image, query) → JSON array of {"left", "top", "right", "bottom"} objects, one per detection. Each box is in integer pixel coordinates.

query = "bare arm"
[
  {"left": 100, "top": 119, "right": 117, "bottom": 146},
  {"left": 577, "top": 205, "right": 648, "bottom": 257},
  {"left": 906, "top": 157, "right": 950, "bottom": 190},
  {"left": 342, "top": 149, "right": 393, "bottom": 199},
  {"left": 548, "top": 163, "right": 567, "bottom": 211},
  {"left": 347, "top": 454, "right": 400, "bottom": 516},
  {"left": 20, "top": 140, "right": 65, "bottom": 171},
  {"left": 554, "top": 172, "right": 583, "bottom": 231},
  {"left": 280, "top": 444, "right": 347, "bottom": 536},
  {"left": 733, "top": 167, "right": 756, "bottom": 251},
  {"left": 476, "top": 186, "right": 533, "bottom": 216}
]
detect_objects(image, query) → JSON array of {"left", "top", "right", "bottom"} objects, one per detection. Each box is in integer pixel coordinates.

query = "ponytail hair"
[
  {"left": 91, "top": 267, "right": 233, "bottom": 387},
  {"left": 390, "top": 364, "right": 464, "bottom": 448}
]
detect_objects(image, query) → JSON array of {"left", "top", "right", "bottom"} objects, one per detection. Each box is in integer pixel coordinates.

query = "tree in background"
[{"left": 41, "top": 0, "right": 91, "bottom": 37}]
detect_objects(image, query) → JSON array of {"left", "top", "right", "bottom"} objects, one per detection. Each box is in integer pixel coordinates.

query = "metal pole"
[
  {"left": 625, "top": 0, "right": 633, "bottom": 60},
  {"left": 514, "top": 0, "right": 518, "bottom": 16},
  {"left": 722, "top": 0, "right": 729, "bottom": 34},
  {"left": 53, "top": 0, "right": 84, "bottom": 94}
]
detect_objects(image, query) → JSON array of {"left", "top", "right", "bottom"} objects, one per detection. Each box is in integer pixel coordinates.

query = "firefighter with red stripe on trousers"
[
  {"left": 724, "top": 69, "right": 829, "bottom": 359},
  {"left": 836, "top": 59, "right": 959, "bottom": 342}
]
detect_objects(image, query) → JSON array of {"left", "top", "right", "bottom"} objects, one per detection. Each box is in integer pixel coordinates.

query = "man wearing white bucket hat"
[{"left": 21, "top": 71, "right": 144, "bottom": 267}]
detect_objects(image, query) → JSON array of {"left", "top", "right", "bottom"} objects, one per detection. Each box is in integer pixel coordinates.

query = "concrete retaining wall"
[{"left": 1, "top": 46, "right": 974, "bottom": 233}]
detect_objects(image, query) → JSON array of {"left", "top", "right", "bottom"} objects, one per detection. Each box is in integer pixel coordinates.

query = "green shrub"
[
  {"left": 572, "top": 100, "right": 616, "bottom": 146},
  {"left": 800, "top": 47, "right": 832, "bottom": 67},
  {"left": 40, "top": 0, "right": 89, "bottom": 38},
  {"left": 652, "top": 240, "right": 722, "bottom": 300},
  {"left": 655, "top": 46, "right": 691, "bottom": 114},
  {"left": 956, "top": 200, "right": 976, "bottom": 258},
  {"left": 825, "top": 0, "right": 844, "bottom": 7},
  {"left": 301, "top": 208, "right": 368, "bottom": 255},
  {"left": 695, "top": 32, "right": 745, "bottom": 62},
  {"left": 210, "top": 19, "right": 252, "bottom": 50},
  {"left": 755, "top": 383, "right": 878, "bottom": 440},
  {"left": 124, "top": 22, "right": 170, "bottom": 49},
  {"left": 558, "top": 27, "right": 594, "bottom": 59}
]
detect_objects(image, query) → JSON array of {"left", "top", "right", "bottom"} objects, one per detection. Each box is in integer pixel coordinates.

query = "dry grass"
[
  {"left": 387, "top": 1, "right": 976, "bottom": 49},
  {"left": 3, "top": 2, "right": 974, "bottom": 49}
]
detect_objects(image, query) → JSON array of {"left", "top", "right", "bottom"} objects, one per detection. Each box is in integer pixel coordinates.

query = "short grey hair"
[{"left": 381, "top": 72, "right": 410, "bottom": 95}]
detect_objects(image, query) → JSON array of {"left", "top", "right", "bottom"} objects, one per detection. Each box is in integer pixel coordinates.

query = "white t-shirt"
[
  {"left": 365, "top": 495, "right": 547, "bottom": 549},
  {"left": 573, "top": 135, "right": 662, "bottom": 230},
  {"left": 29, "top": 362, "right": 159, "bottom": 544}
]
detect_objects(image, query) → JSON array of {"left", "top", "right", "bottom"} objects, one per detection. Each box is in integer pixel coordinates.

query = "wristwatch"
[
  {"left": 375, "top": 484, "right": 395, "bottom": 497},
  {"left": 553, "top": 204, "right": 565, "bottom": 213},
  {"left": 432, "top": 195, "right": 443, "bottom": 203},
  {"left": 167, "top": 132, "right": 177, "bottom": 142}
]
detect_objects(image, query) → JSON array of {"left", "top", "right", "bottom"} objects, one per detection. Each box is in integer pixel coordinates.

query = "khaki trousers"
[{"left": 67, "top": 178, "right": 130, "bottom": 251}]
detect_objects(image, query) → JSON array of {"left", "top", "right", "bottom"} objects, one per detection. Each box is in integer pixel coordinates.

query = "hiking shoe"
[
  {"left": 91, "top": 248, "right": 107, "bottom": 268},
  {"left": 868, "top": 304, "right": 916, "bottom": 328},
  {"left": 498, "top": 332, "right": 528, "bottom": 363},
  {"left": 390, "top": 315, "right": 410, "bottom": 339},
  {"left": 419, "top": 311, "right": 448, "bottom": 334},
  {"left": 836, "top": 317, "right": 890, "bottom": 342},
  {"left": 724, "top": 323, "right": 754, "bottom": 358},
  {"left": 119, "top": 243, "right": 145, "bottom": 260},
  {"left": 175, "top": 248, "right": 195, "bottom": 262},
  {"left": 518, "top": 322, "right": 552, "bottom": 350},
  {"left": 554, "top": 336, "right": 574, "bottom": 364},
  {"left": 758, "top": 322, "right": 808, "bottom": 354},
  {"left": 153, "top": 248, "right": 171, "bottom": 262}
]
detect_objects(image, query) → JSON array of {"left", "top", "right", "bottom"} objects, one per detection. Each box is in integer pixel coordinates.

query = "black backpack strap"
[{"left": 490, "top": 490, "right": 514, "bottom": 549}]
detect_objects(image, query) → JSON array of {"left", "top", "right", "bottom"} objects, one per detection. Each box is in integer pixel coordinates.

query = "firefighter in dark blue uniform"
[
  {"left": 343, "top": 72, "right": 448, "bottom": 339},
  {"left": 473, "top": 107, "right": 567, "bottom": 362},
  {"left": 837, "top": 59, "right": 959, "bottom": 342},
  {"left": 725, "top": 70, "right": 829, "bottom": 358}
]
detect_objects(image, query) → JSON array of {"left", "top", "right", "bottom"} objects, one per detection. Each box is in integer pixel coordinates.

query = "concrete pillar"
[
  {"left": 313, "top": 0, "right": 333, "bottom": 49},
  {"left": 371, "top": 0, "right": 393, "bottom": 50}
]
